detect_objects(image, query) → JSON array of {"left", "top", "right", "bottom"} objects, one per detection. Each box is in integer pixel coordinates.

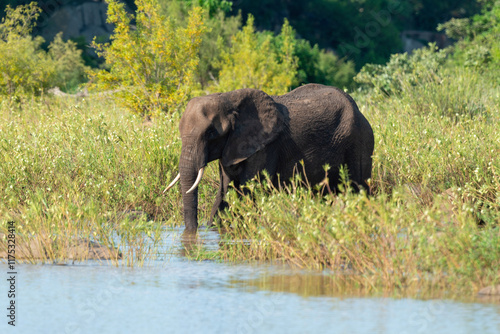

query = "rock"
[
  {"left": 48, "top": 86, "right": 89, "bottom": 98},
  {"left": 38, "top": 1, "right": 116, "bottom": 46},
  {"left": 0, "top": 236, "right": 121, "bottom": 261},
  {"left": 478, "top": 285, "right": 500, "bottom": 296},
  {"left": 401, "top": 30, "right": 452, "bottom": 54}
]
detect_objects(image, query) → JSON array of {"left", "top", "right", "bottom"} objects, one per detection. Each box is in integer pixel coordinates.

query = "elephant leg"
[
  {"left": 238, "top": 148, "right": 278, "bottom": 186},
  {"left": 209, "top": 162, "right": 232, "bottom": 226},
  {"left": 345, "top": 151, "right": 369, "bottom": 193}
]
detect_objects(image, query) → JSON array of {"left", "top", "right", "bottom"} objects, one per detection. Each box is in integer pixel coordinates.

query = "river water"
[{"left": 2, "top": 229, "right": 500, "bottom": 334}]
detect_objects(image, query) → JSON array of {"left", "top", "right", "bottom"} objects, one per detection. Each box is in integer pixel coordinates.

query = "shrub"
[
  {"left": 185, "top": 0, "right": 232, "bottom": 17},
  {"left": 449, "top": 3, "right": 500, "bottom": 71},
  {"left": 354, "top": 43, "right": 448, "bottom": 97},
  {"left": 0, "top": 3, "right": 87, "bottom": 96},
  {"left": 196, "top": 10, "right": 241, "bottom": 90},
  {"left": 89, "top": 0, "right": 206, "bottom": 116},
  {"left": 48, "top": 33, "right": 89, "bottom": 91},
  {"left": 294, "top": 38, "right": 355, "bottom": 89},
  {"left": 437, "top": 18, "right": 472, "bottom": 40},
  {"left": 210, "top": 15, "right": 297, "bottom": 95}
]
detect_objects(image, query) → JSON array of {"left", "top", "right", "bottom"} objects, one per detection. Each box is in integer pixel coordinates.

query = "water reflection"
[{"left": 230, "top": 272, "right": 500, "bottom": 304}]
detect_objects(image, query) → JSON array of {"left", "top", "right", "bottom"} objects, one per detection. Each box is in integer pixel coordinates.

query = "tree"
[
  {"left": 294, "top": 38, "right": 355, "bottom": 89},
  {"left": 211, "top": 15, "right": 297, "bottom": 95},
  {"left": 0, "top": 2, "right": 87, "bottom": 95},
  {"left": 89, "top": 0, "right": 206, "bottom": 116}
]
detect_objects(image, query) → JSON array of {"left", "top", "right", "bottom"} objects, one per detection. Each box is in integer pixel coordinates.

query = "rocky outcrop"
[
  {"left": 37, "top": 1, "right": 115, "bottom": 45},
  {"left": 402, "top": 30, "right": 452, "bottom": 54}
]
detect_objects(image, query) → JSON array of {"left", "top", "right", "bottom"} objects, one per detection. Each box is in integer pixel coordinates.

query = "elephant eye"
[{"left": 206, "top": 126, "right": 219, "bottom": 140}]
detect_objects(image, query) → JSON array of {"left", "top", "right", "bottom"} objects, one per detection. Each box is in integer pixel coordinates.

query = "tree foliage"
[
  {"left": 229, "top": 0, "right": 484, "bottom": 69},
  {"left": 294, "top": 39, "right": 355, "bottom": 89},
  {"left": 0, "top": 2, "right": 87, "bottom": 96},
  {"left": 354, "top": 43, "right": 448, "bottom": 97},
  {"left": 438, "top": 1, "right": 500, "bottom": 69},
  {"left": 211, "top": 15, "right": 297, "bottom": 95},
  {"left": 183, "top": 0, "right": 232, "bottom": 16},
  {"left": 89, "top": 0, "right": 206, "bottom": 116},
  {"left": 354, "top": 3, "right": 500, "bottom": 120}
]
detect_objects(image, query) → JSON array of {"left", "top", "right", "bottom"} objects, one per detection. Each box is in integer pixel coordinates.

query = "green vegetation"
[
  {"left": 210, "top": 3, "right": 500, "bottom": 292},
  {"left": 210, "top": 15, "right": 297, "bottom": 95},
  {"left": 89, "top": 0, "right": 206, "bottom": 116},
  {"left": 0, "top": 0, "right": 499, "bottom": 296},
  {"left": 0, "top": 96, "right": 182, "bottom": 264},
  {"left": 195, "top": 10, "right": 241, "bottom": 90},
  {"left": 230, "top": 0, "right": 482, "bottom": 68},
  {"left": 294, "top": 39, "right": 356, "bottom": 89},
  {"left": 0, "top": 0, "right": 486, "bottom": 72},
  {"left": 0, "top": 3, "right": 87, "bottom": 96}
]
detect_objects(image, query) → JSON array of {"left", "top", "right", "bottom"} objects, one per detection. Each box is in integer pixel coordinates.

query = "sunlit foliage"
[
  {"left": 211, "top": 15, "right": 297, "bottom": 95},
  {"left": 0, "top": 3, "right": 86, "bottom": 95},
  {"left": 89, "top": 0, "right": 206, "bottom": 116}
]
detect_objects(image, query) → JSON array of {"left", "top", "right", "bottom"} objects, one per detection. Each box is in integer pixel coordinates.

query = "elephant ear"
[{"left": 221, "top": 89, "right": 284, "bottom": 166}]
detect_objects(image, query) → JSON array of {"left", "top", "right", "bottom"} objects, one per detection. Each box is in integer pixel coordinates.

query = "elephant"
[{"left": 165, "top": 84, "right": 374, "bottom": 233}]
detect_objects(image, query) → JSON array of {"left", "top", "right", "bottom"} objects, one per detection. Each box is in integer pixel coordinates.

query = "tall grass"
[
  {"left": 213, "top": 66, "right": 500, "bottom": 292},
  {"left": 0, "top": 95, "right": 218, "bottom": 264}
]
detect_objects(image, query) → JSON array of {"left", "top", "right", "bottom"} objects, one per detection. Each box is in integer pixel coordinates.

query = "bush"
[
  {"left": 437, "top": 18, "right": 472, "bottom": 40},
  {"left": 48, "top": 33, "right": 89, "bottom": 91},
  {"left": 448, "top": 2, "right": 500, "bottom": 71},
  {"left": 210, "top": 15, "right": 297, "bottom": 95},
  {"left": 196, "top": 10, "right": 241, "bottom": 90},
  {"left": 354, "top": 43, "right": 448, "bottom": 97},
  {"left": 89, "top": 0, "right": 206, "bottom": 116},
  {"left": 294, "top": 39, "right": 355, "bottom": 89},
  {"left": 0, "top": 3, "right": 87, "bottom": 96},
  {"left": 184, "top": 0, "right": 232, "bottom": 17}
]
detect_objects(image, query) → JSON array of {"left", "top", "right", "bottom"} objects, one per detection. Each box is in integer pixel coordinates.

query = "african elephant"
[{"left": 165, "top": 84, "right": 374, "bottom": 233}]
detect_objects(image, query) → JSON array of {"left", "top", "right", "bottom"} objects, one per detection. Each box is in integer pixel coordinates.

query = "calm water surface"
[{"left": 2, "top": 229, "right": 499, "bottom": 334}]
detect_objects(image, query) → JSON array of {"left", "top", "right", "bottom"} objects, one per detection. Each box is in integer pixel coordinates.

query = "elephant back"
[{"left": 272, "top": 84, "right": 374, "bottom": 187}]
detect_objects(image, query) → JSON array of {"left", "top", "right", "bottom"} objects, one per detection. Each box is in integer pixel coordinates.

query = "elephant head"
[{"left": 165, "top": 89, "right": 285, "bottom": 232}]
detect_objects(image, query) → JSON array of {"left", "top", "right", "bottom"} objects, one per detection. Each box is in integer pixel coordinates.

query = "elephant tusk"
[
  {"left": 186, "top": 167, "right": 204, "bottom": 194},
  {"left": 163, "top": 173, "right": 180, "bottom": 193}
]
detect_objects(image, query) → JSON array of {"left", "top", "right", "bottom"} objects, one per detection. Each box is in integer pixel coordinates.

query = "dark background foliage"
[{"left": 0, "top": 0, "right": 484, "bottom": 69}]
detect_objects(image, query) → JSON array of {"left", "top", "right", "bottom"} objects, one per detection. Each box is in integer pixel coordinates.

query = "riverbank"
[{"left": 0, "top": 68, "right": 499, "bottom": 295}]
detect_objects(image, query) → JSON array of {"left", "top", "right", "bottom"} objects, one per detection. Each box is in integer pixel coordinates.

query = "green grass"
[
  {"left": 0, "top": 95, "right": 177, "bottom": 264},
  {"left": 0, "top": 65, "right": 499, "bottom": 295},
  {"left": 0, "top": 93, "right": 225, "bottom": 264}
]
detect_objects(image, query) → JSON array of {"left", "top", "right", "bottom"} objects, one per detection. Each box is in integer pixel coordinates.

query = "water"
[{"left": 2, "top": 229, "right": 500, "bottom": 334}]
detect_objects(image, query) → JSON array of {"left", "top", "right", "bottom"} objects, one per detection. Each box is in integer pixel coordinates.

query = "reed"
[{"left": 0, "top": 94, "right": 218, "bottom": 264}]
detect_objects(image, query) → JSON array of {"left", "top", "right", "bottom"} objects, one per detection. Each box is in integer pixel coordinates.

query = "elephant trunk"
[{"left": 179, "top": 143, "right": 206, "bottom": 232}]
